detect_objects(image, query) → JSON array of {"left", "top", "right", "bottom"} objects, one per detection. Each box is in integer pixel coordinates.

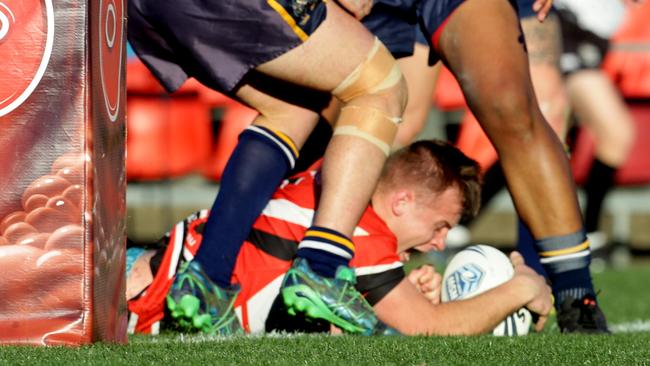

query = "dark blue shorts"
[
  {"left": 516, "top": 0, "right": 537, "bottom": 19},
  {"left": 128, "top": 0, "right": 326, "bottom": 94},
  {"left": 363, "top": 0, "right": 464, "bottom": 65},
  {"left": 409, "top": 0, "right": 531, "bottom": 48}
]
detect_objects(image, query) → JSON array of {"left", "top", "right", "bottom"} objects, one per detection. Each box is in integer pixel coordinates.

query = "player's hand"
[
  {"left": 532, "top": 0, "right": 553, "bottom": 22},
  {"left": 336, "top": 0, "right": 373, "bottom": 20},
  {"left": 407, "top": 265, "right": 442, "bottom": 305},
  {"left": 510, "top": 251, "right": 553, "bottom": 332}
]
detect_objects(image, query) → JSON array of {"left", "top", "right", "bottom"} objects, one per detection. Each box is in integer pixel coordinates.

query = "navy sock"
[
  {"left": 196, "top": 125, "right": 298, "bottom": 287},
  {"left": 296, "top": 226, "right": 354, "bottom": 278},
  {"left": 530, "top": 228, "right": 595, "bottom": 306},
  {"left": 516, "top": 220, "right": 547, "bottom": 277}
]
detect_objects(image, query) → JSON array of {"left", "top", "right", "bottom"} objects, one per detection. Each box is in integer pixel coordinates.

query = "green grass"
[{"left": 1, "top": 264, "right": 649, "bottom": 365}]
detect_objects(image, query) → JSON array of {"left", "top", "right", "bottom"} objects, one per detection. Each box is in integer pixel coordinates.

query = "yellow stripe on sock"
[
  {"left": 266, "top": 0, "right": 309, "bottom": 42},
  {"left": 539, "top": 240, "right": 590, "bottom": 258},
  {"left": 305, "top": 230, "right": 355, "bottom": 252},
  {"left": 271, "top": 128, "right": 299, "bottom": 158}
]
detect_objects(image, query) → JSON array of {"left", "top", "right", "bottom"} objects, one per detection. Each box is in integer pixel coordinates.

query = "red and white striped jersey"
[{"left": 127, "top": 161, "right": 404, "bottom": 334}]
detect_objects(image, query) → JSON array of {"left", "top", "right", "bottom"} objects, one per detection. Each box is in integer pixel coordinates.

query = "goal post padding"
[{"left": 0, "top": 0, "right": 126, "bottom": 345}]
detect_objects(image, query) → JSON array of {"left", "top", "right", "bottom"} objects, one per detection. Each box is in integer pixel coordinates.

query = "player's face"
[{"left": 394, "top": 186, "right": 463, "bottom": 253}]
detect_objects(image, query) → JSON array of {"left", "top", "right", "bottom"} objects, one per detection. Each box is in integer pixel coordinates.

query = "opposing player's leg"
[
  {"left": 394, "top": 42, "right": 441, "bottom": 148},
  {"left": 435, "top": 0, "right": 607, "bottom": 332},
  {"left": 165, "top": 82, "right": 325, "bottom": 332},
  {"left": 245, "top": 2, "right": 407, "bottom": 333}
]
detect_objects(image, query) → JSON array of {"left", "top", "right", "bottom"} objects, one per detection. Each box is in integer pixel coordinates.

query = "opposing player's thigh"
[
  {"left": 235, "top": 83, "right": 321, "bottom": 148},
  {"left": 437, "top": 0, "right": 531, "bottom": 108},
  {"left": 439, "top": 0, "right": 528, "bottom": 89},
  {"left": 255, "top": 1, "right": 376, "bottom": 92}
]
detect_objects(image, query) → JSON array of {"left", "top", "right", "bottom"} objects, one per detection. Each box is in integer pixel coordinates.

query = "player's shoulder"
[{"left": 351, "top": 207, "right": 400, "bottom": 268}]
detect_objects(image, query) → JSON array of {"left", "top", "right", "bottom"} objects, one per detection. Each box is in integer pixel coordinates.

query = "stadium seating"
[
  {"left": 126, "top": 95, "right": 213, "bottom": 180},
  {"left": 201, "top": 103, "right": 258, "bottom": 182}
]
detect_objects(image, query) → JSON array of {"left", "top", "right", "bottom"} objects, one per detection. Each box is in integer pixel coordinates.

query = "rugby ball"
[{"left": 441, "top": 245, "right": 532, "bottom": 336}]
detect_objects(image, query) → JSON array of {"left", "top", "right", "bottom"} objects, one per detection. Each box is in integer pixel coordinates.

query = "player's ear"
[{"left": 392, "top": 189, "right": 414, "bottom": 216}]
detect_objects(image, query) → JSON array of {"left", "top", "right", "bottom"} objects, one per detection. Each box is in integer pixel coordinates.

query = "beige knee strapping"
[
  {"left": 331, "top": 37, "right": 403, "bottom": 156},
  {"left": 333, "top": 105, "right": 401, "bottom": 156},
  {"left": 332, "top": 37, "right": 403, "bottom": 103}
]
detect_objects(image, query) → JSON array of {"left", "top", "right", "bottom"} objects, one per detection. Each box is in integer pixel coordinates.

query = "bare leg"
[
  {"left": 395, "top": 44, "right": 441, "bottom": 148},
  {"left": 249, "top": 1, "right": 407, "bottom": 236},
  {"left": 438, "top": 3, "right": 612, "bottom": 333},
  {"left": 198, "top": 1, "right": 404, "bottom": 289},
  {"left": 438, "top": 0, "right": 582, "bottom": 238},
  {"left": 567, "top": 70, "right": 635, "bottom": 167}
]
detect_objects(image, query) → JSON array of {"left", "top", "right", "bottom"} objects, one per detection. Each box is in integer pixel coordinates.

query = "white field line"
[
  {"left": 610, "top": 319, "right": 650, "bottom": 334},
  {"left": 129, "top": 321, "right": 650, "bottom": 344}
]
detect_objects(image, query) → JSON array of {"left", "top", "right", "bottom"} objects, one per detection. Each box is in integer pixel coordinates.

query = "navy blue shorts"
[
  {"left": 364, "top": 0, "right": 464, "bottom": 65},
  {"left": 409, "top": 0, "right": 530, "bottom": 48},
  {"left": 363, "top": 1, "right": 419, "bottom": 59},
  {"left": 128, "top": 0, "right": 326, "bottom": 93},
  {"left": 516, "top": 0, "right": 537, "bottom": 19}
]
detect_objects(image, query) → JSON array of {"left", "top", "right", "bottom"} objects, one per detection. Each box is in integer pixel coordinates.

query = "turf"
[{"left": 1, "top": 264, "right": 649, "bottom": 365}]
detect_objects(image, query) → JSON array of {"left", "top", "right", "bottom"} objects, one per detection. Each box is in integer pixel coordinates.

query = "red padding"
[
  {"left": 201, "top": 103, "right": 258, "bottom": 182},
  {"left": 126, "top": 96, "right": 212, "bottom": 180},
  {"left": 433, "top": 66, "right": 466, "bottom": 111},
  {"left": 571, "top": 103, "right": 650, "bottom": 186}
]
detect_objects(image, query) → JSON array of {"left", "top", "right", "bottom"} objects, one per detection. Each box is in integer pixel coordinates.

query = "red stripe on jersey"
[
  {"left": 253, "top": 214, "right": 307, "bottom": 243},
  {"left": 128, "top": 225, "right": 183, "bottom": 334},
  {"left": 130, "top": 161, "right": 401, "bottom": 333}
]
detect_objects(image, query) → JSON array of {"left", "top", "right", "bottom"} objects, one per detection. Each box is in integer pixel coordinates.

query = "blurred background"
[{"left": 125, "top": 3, "right": 650, "bottom": 270}]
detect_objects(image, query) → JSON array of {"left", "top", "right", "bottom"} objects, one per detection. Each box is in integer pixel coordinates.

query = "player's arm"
[{"left": 373, "top": 254, "right": 552, "bottom": 335}]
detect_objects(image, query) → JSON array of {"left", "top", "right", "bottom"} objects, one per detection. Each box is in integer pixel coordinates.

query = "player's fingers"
[
  {"left": 533, "top": 0, "right": 552, "bottom": 21},
  {"left": 338, "top": 0, "right": 372, "bottom": 19},
  {"left": 509, "top": 251, "right": 525, "bottom": 267},
  {"left": 407, "top": 267, "right": 425, "bottom": 286},
  {"left": 429, "top": 288, "right": 441, "bottom": 305},
  {"left": 430, "top": 272, "right": 442, "bottom": 292},
  {"left": 432, "top": 271, "right": 442, "bottom": 285},
  {"left": 361, "top": 0, "right": 373, "bottom": 19},
  {"left": 418, "top": 265, "right": 435, "bottom": 284}
]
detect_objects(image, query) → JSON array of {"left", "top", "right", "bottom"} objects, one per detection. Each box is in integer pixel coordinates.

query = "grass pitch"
[{"left": 1, "top": 264, "right": 649, "bottom": 365}]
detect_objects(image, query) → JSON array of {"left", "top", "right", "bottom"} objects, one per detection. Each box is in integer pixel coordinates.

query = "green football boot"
[
  {"left": 166, "top": 260, "right": 243, "bottom": 335},
  {"left": 281, "top": 257, "right": 399, "bottom": 335}
]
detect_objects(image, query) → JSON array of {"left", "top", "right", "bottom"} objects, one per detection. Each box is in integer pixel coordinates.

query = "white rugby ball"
[{"left": 441, "top": 245, "right": 532, "bottom": 336}]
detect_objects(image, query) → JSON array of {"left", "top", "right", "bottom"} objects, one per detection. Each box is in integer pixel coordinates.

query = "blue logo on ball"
[{"left": 445, "top": 263, "right": 485, "bottom": 300}]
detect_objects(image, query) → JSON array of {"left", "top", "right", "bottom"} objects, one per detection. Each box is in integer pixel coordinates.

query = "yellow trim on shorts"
[
  {"left": 305, "top": 229, "right": 355, "bottom": 252},
  {"left": 267, "top": 0, "right": 309, "bottom": 42},
  {"left": 539, "top": 240, "right": 590, "bottom": 257},
  {"left": 271, "top": 128, "right": 299, "bottom": 157}
]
